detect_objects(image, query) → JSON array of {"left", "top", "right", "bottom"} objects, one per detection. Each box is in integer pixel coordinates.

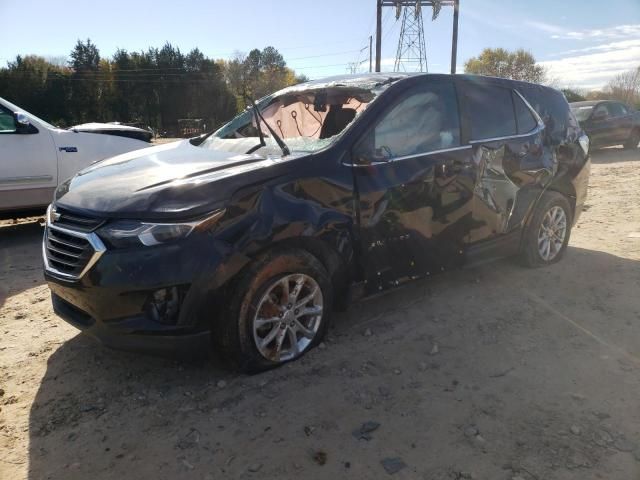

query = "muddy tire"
[
  {"left": 520, "top": 191, "right": 573, "bottom": 268},
  {"left": 213, "top": 248, "right": 333, "bottom": 373},
  {"left": 623, "top": 128, "right": 640, "bottom": 150}
]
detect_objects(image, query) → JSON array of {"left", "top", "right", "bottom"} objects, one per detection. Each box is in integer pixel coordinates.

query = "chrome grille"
[{"left": 43, "top": 206, "right": 106, "bottom": 281}]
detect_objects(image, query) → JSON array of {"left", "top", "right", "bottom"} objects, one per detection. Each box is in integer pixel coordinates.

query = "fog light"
[{"left": 147, "top": 286, "right": 183, "bottom": 325}]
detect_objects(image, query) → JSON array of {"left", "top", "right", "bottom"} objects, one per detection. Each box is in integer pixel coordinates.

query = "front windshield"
[
  {"left": 571, "top": 105, "right": 594, "bottom": 122},
  {"left": 200, "top": 80, "right": 390, "bottom": 155}
]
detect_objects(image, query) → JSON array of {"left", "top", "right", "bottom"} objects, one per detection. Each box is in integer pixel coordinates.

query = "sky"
[{"left": 0, "top": 0, "right": 639, "bottom": 90}]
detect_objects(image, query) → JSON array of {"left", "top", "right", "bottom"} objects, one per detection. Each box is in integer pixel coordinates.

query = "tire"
[
  {"left": 623, "top": 128, "right": 640, "bottom": 150},
  {"left": 213, "top": 248, "right": 333, "bottom": 373},
  {"left": 519, "top": 191, "right": 573, "bottom": 268}
]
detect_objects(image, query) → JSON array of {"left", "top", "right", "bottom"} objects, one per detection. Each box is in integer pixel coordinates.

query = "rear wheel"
[
  {"left": 623, "top": 128, "right": 640, "bottom": 150},
  {"left": 213, "top": 248, "right": 332, "bottom": 373},
  {"left": 520, "top": 191, "right": 572, "bottom": 267}
]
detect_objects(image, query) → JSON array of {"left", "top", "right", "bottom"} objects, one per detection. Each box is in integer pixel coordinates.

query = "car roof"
[
  {"left": 570, "top": 101, "right": 600, "bottom": 107},
  {"left": 289, "top": 72, "right": 554, "bottom": 93},
  {"left": 570, "top": 100, "right": 629, "bottom": 107}
]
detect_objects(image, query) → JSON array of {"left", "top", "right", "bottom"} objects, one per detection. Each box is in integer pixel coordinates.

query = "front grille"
[
  {"left": 54, "top": 207, "right": 105, "bottom": 232},
  {"left": 44, "top": 209, "right": 106, "bottom": 280},
  {"left": 45, "top": 227, "right": 94, "bottom": 276}
]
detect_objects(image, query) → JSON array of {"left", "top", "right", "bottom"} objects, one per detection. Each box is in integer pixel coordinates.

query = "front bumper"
[
  {"left": 50, "top": 291, "right": 211, "bottom": 357},
  {"left": 44, "top": 230, "right": 229, "bottom": 357}
]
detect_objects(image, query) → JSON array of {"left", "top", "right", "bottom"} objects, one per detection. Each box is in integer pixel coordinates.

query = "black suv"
[
  {"left": 44, "top": 73, "right": 590, "bottom": 372},
  {"left": 571, "top": 100, "right": 640, "bottom": 150}
]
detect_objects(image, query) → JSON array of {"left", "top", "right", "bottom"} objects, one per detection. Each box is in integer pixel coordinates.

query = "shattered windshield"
[
  {"left": 571, "top": 105, "right": 594, "bottom": 122},
  {"left": 200, "top": 77, "right": 400, "bottom": 155}
]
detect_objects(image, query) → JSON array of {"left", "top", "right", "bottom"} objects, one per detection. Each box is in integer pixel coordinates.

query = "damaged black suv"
[{"left": 44, "top": 73, "right": 590, "bottom": 372}]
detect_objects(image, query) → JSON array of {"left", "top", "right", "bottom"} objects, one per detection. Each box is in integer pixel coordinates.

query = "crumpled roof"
[{"left": 272, "top": 72, "right": 417, "bottom": 97}]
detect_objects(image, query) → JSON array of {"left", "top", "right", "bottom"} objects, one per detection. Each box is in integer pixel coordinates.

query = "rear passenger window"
[
  {"left": 466, "top": 85, "right": 516, "bottom": 140},
  {"left": 606, "top": 103, "right": 626, "bottom": 117},
  {"left": 513, "top": 91, "right": 538, "bottom": 134}
]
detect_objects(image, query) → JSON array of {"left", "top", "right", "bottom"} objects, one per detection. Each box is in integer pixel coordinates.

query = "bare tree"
[{"left": 606, "top": 66, "right": 640, "bottom": 105}]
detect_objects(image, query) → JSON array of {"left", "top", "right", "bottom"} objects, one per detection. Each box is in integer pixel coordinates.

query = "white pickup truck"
[{"left": 0, "top": 97, "right": 149, "bottom": 217}]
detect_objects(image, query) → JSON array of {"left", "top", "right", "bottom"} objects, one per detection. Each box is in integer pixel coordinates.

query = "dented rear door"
[{"left": 459, "top": 81, "right": 555, "bottom": 247}]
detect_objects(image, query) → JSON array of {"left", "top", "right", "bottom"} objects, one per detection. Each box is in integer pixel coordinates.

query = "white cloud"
[
  {"left": 540, "top": 44, "right": 640, "bottom": 89},
  {"left": 550, "top": 39, "right": 640, "bottom": 57},
  {"left": 536, "top": 23, "right": 640, "bottom": 89},
  {"left": 525, "top": 21, "right": 640, "bottom": 41},
  {"left": 551, "top": 24, "right": 640, "bottom": 40},
  {"left": 525, "top": 21, "right": 566, "bottom": 35}
]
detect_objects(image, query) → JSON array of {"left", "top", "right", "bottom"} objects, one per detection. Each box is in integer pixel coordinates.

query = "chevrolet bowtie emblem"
[{"left": 49, "top": 207, "right": 61, "bottom": 223}]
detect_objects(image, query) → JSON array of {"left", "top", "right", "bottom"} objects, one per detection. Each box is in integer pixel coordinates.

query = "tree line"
[
  {"left": 0, "top": 39, "right": 307, "bottom": 134},
  {"left": 4, "top": 41, "right": 638, "bottom": 134}
]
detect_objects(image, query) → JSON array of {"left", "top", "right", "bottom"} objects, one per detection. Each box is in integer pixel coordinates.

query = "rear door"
[
  {"left": 459, "top": 81, "right": 552, "bottom": 249},
  {"left": 351, "top": 78, "right": 475, "bottom": 293},
  {"left": 606, "top": 102, "right": 633, "bottom": 142}
]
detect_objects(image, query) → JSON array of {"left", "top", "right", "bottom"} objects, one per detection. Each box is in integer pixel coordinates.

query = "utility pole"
[
  {"left": 375, "top": 0, "right": 382, "bottom": 72},
  {"left": 451, "top": 0, "right": 459, "bottom": 74},
  {"left": 369, "top": 35, "right": 373, "bottom": 72}
]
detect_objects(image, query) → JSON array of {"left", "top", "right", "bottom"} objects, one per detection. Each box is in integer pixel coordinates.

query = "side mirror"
[
  {"left": 15, "top": 112, "right": 30, "bottom": 127},
  {"left": 14, "top": 112, "right": 34, "bottom": 134}
]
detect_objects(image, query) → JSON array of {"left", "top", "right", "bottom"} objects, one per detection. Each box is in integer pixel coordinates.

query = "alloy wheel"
[
  {"left": 537, "top": 205, "right": 567, "bottom": 262},
  {"left": 252, "top": 274, "right": 323, "bottom": 362}
]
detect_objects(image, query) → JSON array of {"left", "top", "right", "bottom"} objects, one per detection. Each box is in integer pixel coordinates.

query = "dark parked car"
[
  {"left": 570, "top": 100, "right": 640, "bottom": 150},
  {"left": 44, "top": 73, "right": 590, "bottom": 372}
]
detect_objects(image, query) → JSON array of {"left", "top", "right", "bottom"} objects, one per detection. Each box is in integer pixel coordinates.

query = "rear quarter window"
[
  {"left": 520, "top": 85, "right": 573, "bottom": 144},
  {"left": 465, "top": 84, "right": 516, "bottom": 140},
  {"left": 513, "top": 91, "right": 538, "bottom": 134}
]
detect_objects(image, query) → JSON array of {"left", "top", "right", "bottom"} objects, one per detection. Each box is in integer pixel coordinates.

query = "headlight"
[{"left": 97, "top": 209, "right": 225, "bottom": 248}]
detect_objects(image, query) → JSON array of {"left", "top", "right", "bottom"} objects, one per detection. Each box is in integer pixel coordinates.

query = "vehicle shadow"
[
  {"left": 26, "top": 246, "right": 640, "bottom": 479},
  {"left": 590, "top": 146, "right": 640, "bottom": 164},
  {"left": 0, "top": 220, "right": 45, "bottom": 310}
]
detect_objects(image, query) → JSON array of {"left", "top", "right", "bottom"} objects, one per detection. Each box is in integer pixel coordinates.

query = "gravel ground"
[{"left": 1, "top": 148, "right": 640, "bottom": 480}]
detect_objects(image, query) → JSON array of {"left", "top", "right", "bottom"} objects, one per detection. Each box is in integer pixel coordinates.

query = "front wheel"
[
  {"left": 623, "top": 128, "right": 640, "bottom": 150},
  {"left": 520, "top": 191, "right": 572, "bottom": 267},
  {"left": 214, "top": 248, "right": 333, "bottom": 373}
]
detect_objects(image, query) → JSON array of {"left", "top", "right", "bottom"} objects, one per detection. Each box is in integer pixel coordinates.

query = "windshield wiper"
[{"left": 248, "top": 96, "right": 290, "bottom": 157}]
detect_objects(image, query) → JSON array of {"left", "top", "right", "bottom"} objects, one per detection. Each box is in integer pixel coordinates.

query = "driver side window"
[
  {"left": 593, "top": 104, "right": 608, "bottom": 119},
  {"left": 0, "top": 108, "right": 16, "bottom": 133},
  {"left": 356, "top": 82, "right": 461, "bottom": 162}
]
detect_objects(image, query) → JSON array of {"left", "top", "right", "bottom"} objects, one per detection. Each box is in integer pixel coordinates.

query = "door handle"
[{"left": 437, "top": 160, "right": 465, "bottom": 177}]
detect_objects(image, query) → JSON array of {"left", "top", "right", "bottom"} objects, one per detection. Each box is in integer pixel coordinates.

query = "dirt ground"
[{"left": 1, "top": 148, "right": 640, "bottom": 480}]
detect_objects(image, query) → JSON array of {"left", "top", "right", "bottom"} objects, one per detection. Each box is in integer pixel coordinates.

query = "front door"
[
  {"left": 0, "top": 105, "right": 57, "bottom": 210},
  {"left": 351, "top": 80, "right": 475, "bottom": 294},
  {"left": 587, "top": 103, "right": 614, "bottom": 147}
]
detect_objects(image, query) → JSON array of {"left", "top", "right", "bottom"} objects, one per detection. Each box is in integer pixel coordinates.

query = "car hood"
[{"left": 55, "top": 140, "right": 291, "bottom": 219}]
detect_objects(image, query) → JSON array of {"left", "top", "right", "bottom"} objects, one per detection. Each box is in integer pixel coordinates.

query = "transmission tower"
[
  {"left": 376, "top": 1, "right": 460, "bottom": 74},
  {"left": 394, "top": 5, "right": 428, "bottom": 72}
]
